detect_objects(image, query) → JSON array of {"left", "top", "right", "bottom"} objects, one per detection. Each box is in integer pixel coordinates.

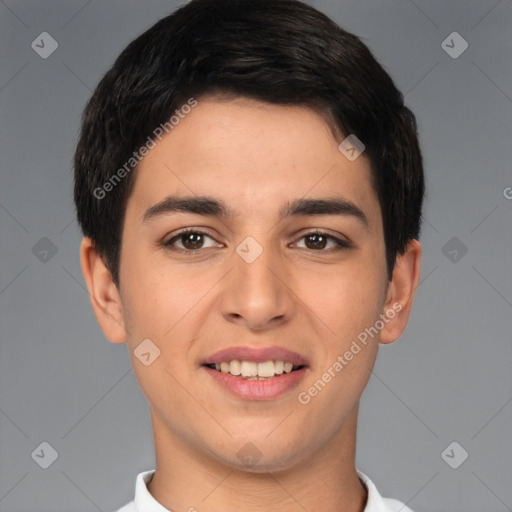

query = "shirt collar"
[
  {"left": 131, "top": 468, "right": 399, "bottom": 512},
  {"left": 356, "top": 469, "right": 397, "bottom": 512},
  {"left": 134, "top": 470, "right": 169, "bottom": 512}
]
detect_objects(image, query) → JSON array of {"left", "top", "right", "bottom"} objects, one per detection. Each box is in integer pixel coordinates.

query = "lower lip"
[{"left": 203, "top": 366, "right": 308, "bottom": 400}]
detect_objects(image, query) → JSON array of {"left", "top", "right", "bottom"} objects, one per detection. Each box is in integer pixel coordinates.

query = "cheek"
[
  {"left": 122, "top": 271, "right": 197, "bottom": 419},
  {"left": 120, "top": 250, "right": 199, "bottom": 336},
  {"left": 294, "top": 253, "right": 386, "bottom": 415},
  {"left": 298, "top": 259, "right": 386, "bottom": 345},
  {"left": 120, "top": 259, "right": 219, "bottom": 393}
]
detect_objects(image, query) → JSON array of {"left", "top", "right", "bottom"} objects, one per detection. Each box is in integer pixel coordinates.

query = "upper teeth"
[{"left": 214, "top": 360, "right": 297, "bottom": 378}]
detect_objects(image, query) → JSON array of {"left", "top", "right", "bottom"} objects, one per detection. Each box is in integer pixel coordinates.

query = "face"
[{"left": 85, "top": 97, "right": 418, "bottom": 473}]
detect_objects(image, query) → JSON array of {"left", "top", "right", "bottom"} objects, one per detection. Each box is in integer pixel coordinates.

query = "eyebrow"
[{"left": 142, "top": 195, "right": 369, "bottom": 229}]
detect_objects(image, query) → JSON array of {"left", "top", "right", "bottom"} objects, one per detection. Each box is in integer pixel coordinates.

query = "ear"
[
  {"left": 80, "top": 237, "right": 127, "bottom": 344},
  {"left": 379, "top": 239, "right": 422, "bottom": 344}
]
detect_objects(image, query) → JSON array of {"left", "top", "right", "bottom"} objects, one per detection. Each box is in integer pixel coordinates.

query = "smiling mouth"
[{"left": 204, "top": 360, "right": 305, "bottom": 380}]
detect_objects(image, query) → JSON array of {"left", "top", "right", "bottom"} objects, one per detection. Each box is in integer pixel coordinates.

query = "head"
[{"left": 75, "top": 0, "right": 423, "bottom": 472}]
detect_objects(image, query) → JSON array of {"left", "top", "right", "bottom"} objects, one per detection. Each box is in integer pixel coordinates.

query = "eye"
[
  {"left": 294, "top": 231, "right": 351, "bottom": 251},
  {"left": 162, "top": 229, "right": 221, "bottom": 252},
  {"left": 161, "top": 229, "right": 351, "bottom": 254}
]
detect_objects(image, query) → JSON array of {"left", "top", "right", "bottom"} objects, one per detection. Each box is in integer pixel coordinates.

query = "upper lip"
[{"left": 203, "top": 346, "right": 309, "bottom": 366}]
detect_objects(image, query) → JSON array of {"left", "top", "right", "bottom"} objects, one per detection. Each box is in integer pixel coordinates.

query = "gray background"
[{"left": 0, "top": 0, "right": 511, "bottom": 511}]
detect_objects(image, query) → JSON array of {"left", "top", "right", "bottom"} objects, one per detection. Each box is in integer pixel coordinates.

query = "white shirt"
[{"left": 115, "top": 469, "right": 415, "bottom": 512}]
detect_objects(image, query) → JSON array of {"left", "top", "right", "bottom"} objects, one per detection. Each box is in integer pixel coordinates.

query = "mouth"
[
  {"left": 201, "top": 346, "right": 309, "bottom": 400},
  {"left": 203, "top": 360, "right": 306, "bottom": 380}
]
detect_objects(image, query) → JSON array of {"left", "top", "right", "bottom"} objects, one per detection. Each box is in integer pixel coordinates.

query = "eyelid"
[
  {"left": 290, "top": 229, "right": 352, "bottom": 250},
  {"left": 162, "top": 227, "right": 352, "bottom": 253},
  {"left": 163, "top": 227, "right": 223, "bottom": 249}
]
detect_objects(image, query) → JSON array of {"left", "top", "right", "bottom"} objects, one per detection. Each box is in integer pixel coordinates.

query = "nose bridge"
[
  {"left": 220, "top": 235, "right": 293, "bottom": 328},
  {"left": 238, "top": 240, "right": 280, "bottom": 292}
]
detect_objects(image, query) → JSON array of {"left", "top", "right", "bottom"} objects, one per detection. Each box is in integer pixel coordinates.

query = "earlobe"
[
  {"left": 80, "top": 237, "right": 128, "bottom": 344},
  {"left": 379, "top": 239, "right": 422, "bottom": 344}
]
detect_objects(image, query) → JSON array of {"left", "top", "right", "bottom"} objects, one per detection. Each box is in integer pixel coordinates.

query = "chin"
[
  {"left": 211, "top": 437, "right": 308, "bottom": 474},
  {"left": 226, "top": 452, "right": 301, "bottom": 474}
]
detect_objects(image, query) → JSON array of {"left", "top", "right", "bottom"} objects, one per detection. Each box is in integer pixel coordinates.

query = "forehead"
[{"left": 125, "top": 97, "right": 380, "bottom": 227}]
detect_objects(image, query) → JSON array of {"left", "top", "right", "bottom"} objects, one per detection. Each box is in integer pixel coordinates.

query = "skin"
[{"left": 80, "top": 97, "right": 421, "bottom": 512}]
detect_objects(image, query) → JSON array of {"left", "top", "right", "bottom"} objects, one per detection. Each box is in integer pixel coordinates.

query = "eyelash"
[{"left": 161, "top": 228, "right": 352, "bottom": 255}]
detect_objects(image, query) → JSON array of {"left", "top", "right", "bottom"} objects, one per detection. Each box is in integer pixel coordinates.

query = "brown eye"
[
  {"left": 304, "top": 233, "right": 328, "bottom": 250},
  {"left": 181, "top": 232, "right": 204, "bottom": 249},
  {"left": 295, "top": 232, "right": 351, "bottom": 251},
  {"left": 163, "top": 229, "right": 219, "bottom": 251}
]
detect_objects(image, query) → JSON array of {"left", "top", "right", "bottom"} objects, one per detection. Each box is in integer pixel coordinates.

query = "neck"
[{"left": 147, "top": 406, "right": 368, "bottom": 512}]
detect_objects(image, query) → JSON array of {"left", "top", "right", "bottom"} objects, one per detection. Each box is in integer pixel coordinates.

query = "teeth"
[
  {"left": 209, "top": 360, "right": 301, "bottom": 379},
  {"left": 241, "top": 361, "right": 258, "bottom": 377},
  {"left": 257, "top": 361, "right": 275, "bottom": 377},
  {"left": 229, "top": 360, "right": 241, "bottom": 376}
]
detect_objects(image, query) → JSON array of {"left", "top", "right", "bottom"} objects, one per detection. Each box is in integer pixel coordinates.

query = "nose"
[{"left": 218, "top": 240, "right": 296, "bottom": 331}]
